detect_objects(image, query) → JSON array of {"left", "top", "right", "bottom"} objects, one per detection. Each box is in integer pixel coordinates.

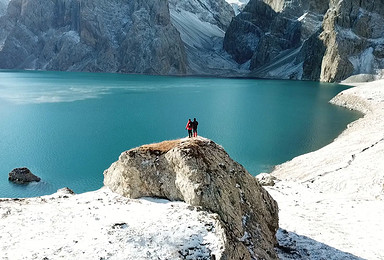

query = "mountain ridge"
[{"left": 0, "top": 0, "right": 383, "bottom": 82}]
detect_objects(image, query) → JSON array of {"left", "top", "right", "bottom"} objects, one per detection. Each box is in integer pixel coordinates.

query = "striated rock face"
[
  {"left": 320, "top": 0, "right": 384, "bottom": 82},
  {"left": 0, "top": 0, "right": 187, "bottom": 75},
  {"left": 224, "top": 0, "right": 384, "bottom": 82},
  {"left": 104, "top": 137, "right": 279, "bottom": 260},
  {"left": 8, "top": 167, "right": 40, "bottom": 184}
]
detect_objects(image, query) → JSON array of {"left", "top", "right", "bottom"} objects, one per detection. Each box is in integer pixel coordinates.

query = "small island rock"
[{"left": 8, "top": 167, "right": 41, "bottom": 184}]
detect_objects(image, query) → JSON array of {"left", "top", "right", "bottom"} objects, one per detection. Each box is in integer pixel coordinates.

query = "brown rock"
[{"left": 104, "top": 137, "right": 279, "bottom": 260}]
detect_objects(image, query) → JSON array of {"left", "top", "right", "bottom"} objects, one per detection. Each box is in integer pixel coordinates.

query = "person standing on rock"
[
  {"left": 192, "top": 118, "right": 198, "bottom": 137},
  {"left": 186, "top": 119, "right": 193, "bottom": 138}
]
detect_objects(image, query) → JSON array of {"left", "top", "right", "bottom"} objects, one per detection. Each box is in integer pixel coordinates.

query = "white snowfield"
[
  {"left": 0, "top": 187, "right": 225, "bottom": 260},
  {"left": 268, "top": 79, "right": 384, "bottom": 259}
]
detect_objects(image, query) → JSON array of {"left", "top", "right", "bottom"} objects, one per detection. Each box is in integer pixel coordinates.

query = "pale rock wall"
[{"left": 104, "top": 137, "right": 279, "bottom": 260}]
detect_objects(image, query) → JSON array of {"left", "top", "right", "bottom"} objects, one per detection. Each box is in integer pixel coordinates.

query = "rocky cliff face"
[
  {"left": 320, "top": 0, "right": 384, "bottom": 82},
  {"left": 224, "top": 0, "right": 384, "bottom": 82},
  {"left": 2, "top": 0, "right": 382, "bottom": 81},
  {"left": 104, "top": 137, "right": 279, "bottom": 260},
  {"left": 0, "top": 0, "right": 187, "bottom": 74}
]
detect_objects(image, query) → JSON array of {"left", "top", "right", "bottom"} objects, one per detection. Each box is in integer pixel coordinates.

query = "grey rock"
[
  {"left": 320, "top": 0, "right": 384, "bottom": 82},
  {"left": 104, "top": 137, "right": 279, "bottom": 260},
  {"left": 224, "top": 0, "right": 384, "bottom": 82},
  {"left": 57, "top": 187, "right": 75, "bottom": 195},
  {"left": 224, "top": 1, "right": 277, "bottom": 64},
  {"left": 0, "top": 0, "right": 187, "bottom": 75},
  {"left": 8, "top": 167, "right": 41, "bottom": 184},
  {"left": 256, "top": 173, "right": 277, "bottom": 186}
]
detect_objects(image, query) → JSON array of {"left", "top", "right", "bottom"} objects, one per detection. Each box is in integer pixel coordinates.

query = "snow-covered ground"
[
  {"left": 0, "top": 187, "right": 225, "bottom": 259},
  {"left": 268, "top": 79, "right": 384, "bottom": 259}
]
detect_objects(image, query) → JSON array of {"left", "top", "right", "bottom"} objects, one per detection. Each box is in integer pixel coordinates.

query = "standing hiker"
[
  {"left": 192, "top": 118, "right": 198, "bottom": 137},
  {"left": 186, "top": 119, "right": 193, "bottom": 138}
]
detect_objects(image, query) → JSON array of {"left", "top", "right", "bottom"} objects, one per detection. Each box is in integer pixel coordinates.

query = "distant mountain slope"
[
  {"left": 224, "top": 0, "right": 384, "bottom": 82},
  {"left": 169, "top": 0, "right": 249, "bottom": 76}
]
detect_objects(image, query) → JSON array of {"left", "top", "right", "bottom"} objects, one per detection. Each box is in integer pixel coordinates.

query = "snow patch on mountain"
[
  {"left": 349, "top": 47, "right": 375, "bottom": 75},
  {"left": 169, "top": 0, "right": 249, "bottom": 76},
  {"left": 225, "top": 0, "right": 249, "bottom": 14}
]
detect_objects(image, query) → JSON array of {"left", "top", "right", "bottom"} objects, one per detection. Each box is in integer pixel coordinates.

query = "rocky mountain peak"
[{"left": 104, "top": 137, "right": 279, "bottom": 259}]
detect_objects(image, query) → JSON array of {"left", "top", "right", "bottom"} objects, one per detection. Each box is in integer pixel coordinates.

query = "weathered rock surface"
[
  {"left": 104, "top": 137, "right": 279, "bottom": 260},
  {"left": 224, "top": 0, "right": 384, "bottom": 82},
  {"left": 8, "top": 167, "right": 40, "bottom": 184},
  {"left": 0, "top": 0, "right": 187, "bottom": 75}
]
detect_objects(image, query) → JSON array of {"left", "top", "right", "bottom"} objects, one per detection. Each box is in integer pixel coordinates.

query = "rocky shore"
[{"left": 265, "top": 79, "right": 384, "bottom": 259}]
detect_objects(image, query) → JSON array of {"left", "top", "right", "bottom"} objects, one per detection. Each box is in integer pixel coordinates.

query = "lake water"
[{"left": 0, "top": 70, "right": 360, "bottom": 198}]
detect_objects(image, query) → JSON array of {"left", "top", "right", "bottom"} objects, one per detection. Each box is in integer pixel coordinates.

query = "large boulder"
[
  {"left": 8, "top": 167, "right": 41, "bottom": 184},
  {"left": 104, "top": 137, "right": 279, "bottom": 260}
]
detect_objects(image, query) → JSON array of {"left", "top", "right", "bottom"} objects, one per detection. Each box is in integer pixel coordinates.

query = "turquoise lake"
[{"left": 0, "top": 70, "right": 360, "bottom": 198}]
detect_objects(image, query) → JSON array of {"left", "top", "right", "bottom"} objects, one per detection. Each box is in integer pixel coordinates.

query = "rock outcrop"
[
  {"left": 0, "top": 0, "right": 187, "bottom": 75},
  {"left": 8, "top": 167, "right": 41, "bottom": 184},
  {"left": 224, "top": 0, "right": 384, "bottom": 82},
  {"left": 104, "top": 137, "right": 279, "bottom": 260}
]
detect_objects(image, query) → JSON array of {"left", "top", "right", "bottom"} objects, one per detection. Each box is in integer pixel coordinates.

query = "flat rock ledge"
[
  {"left": 8, "top": 167, "right": 41, "bottom": 184},
  {"left": 104, "top": 136, "right": 279, "bottom": 260}
]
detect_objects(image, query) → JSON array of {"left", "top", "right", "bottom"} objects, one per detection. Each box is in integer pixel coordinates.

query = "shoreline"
[{"left": 267, "top": 79, "right": 384, "bottom": 259}]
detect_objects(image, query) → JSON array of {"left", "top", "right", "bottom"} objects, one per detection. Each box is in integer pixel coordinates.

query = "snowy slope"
[
  {"left": 169, "top": 0, "right": 249, "bottom": 76},
  {"left": 0, "top": 187, "right": 225, "bottom": 259},
  {"left": 265, "top": 79, "right": 384, "bottom": 259},
  {"left": 225, "top": 0, "right": 249, "bottom": 14}
]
